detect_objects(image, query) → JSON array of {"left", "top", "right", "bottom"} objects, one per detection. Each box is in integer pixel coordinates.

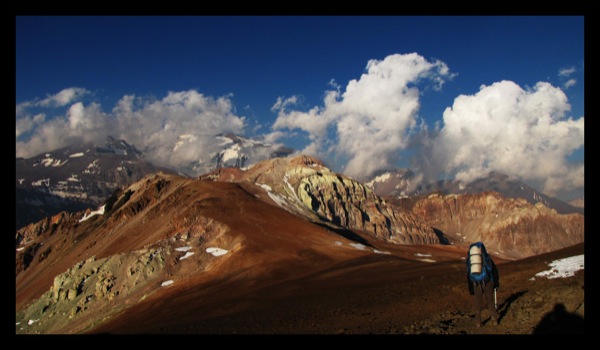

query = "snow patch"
[
  {"left": 373, "top": 172, "right": 391, "bottom": 183},
  {"left": 69, "top": 152, "right": 84, "bottom": 158},
  {"left": 16, "top": 247, "right": 25, "bottom": 252},
  {"left": 415, "top": 253, "right": 432, "bottom": 257},
  {"left": 349, "top": 243, "right": 367, "bottom": 250},
  {"left": 256, "top": 183, "right": 272, "bottom": 192},
  {"left": 334, "top": 241, "right": 343, "bottom": 246},
  {"left": 42, "top": 158, "right": 67, "bottom": 167},
  {"left": 532, "top": 255, "right": 584, "bottom": 280},
  {"left": 18, "top": 178, "right": 25, "bottom": 185},
  {"left": 86, "top": 159, "right": 99, "bottom": 169},
  {"left": 161, "top": 280, "right": 174, "bottom": 287},
  {"left": 179, "top": 252, "right": 195, "bottom": 260},
  {"left": 206, "top": 247, "right": 229, "bottom": 256},
  {"left": 67, "top": 175, "right": 80, "bottom": 182},
  {"left": 373, "top": 249, "right": 391, "bottom": 255},
  {"left": 282, "top": 173, "right": 304, "bottom": 209},
  {"left": 28, "top": 319, "right": 39, "bottom": 325},
  {"left": 32, "top": 178, "right": 50, "bottom": 187},
  {"left": 283, "top": 173, "right": 299, "bottom": 202},
  {"left": 79, "top": 205, "right": 106, "bottom": 222},
  {"left": 419, "top": 259, "right": 436, "bottom": 263},
  {"left": 365, "top": 172, "right": 392, "bottom": 188},
  {"left": 257, "top": 177, "right": 302, "bottom": 215},
  {"left": 267, "top": 191, "right": 289, "bottom": 208},
  {"left": 221, "top": 143, "right": 242, "bottom": 163},
  {"left": 175, "top": 246, "right": 193, "bottom": 252}
]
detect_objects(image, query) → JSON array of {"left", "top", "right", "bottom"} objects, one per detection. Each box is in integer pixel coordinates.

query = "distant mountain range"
[
  {"left": 15, "top": 134, "right": 293, "bottom": 229},
  {"left": 16, "top": 134, "right": 581, "bottom": 230},
  {"left": 365, "top": 169, "right": 583, "bottom": 215},
  {"left": 176, "top": 133, "right": 294, "bottom": 176},
  {"left": 15, "top": 137, "right": 173, "bottom": 229}
]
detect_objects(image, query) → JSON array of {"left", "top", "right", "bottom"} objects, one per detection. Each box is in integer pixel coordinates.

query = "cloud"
[
  {"left": 563, "top": 79, "right": 576, "bottom": 89},
  {"left": 425, "top": 80, "right": 584, "bottom": 196},
  {"left": 15, "top": 113, "right": 45, "bottom": 138},
  {"left": 16, "top": 102, "right": 111, "bottom": 158},
  {"left": 558, "top": 67, "right": 577, "bottom": 89},
  {"left": 558, "top": 67, "right": 576, "bottom": 78},
  {"left": 15, "top": 87, "right": 91, "bottom": 138},
  {"left": 39, "top": 87, "right": 90, "bottom": 107},
  {"left": 16, "top": 89, "right": 247, "bottom": 173},
  {"left": 272, "top": 53, "right": 454, "bottom": 179}
]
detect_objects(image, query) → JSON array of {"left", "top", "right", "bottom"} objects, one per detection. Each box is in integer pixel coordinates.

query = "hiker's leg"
[
  {"left": 484, "top": 282, "right": 499, "bottom": 322},
  {"left": 473, "top": 282, "right": 483, "bottom": 325}
]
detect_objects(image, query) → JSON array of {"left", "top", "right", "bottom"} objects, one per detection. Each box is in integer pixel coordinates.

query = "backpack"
[{"left": 467, "top": 241, "right": 493, "bottom": 284}]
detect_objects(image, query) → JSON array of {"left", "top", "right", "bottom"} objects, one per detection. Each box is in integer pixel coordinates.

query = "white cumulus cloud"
[
  {"left": 16, "top": 102, "right": 111, "bottom": 158},
  {"left": 426, "top": 80, "right": 584, "bottom": 197},
  {"left": 15, "top": 113, "right": 45, "bottom": 138},
  {"left": 39, "top": 87, "right": 90, "bottom": 107},
  {"left": 272, "top": 53, "right": 454, "bottom": 180}
]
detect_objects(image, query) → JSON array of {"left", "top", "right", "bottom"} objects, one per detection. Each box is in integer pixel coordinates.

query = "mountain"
[
  {"left": 404, "top": 191, "right": 584, "bottom": 259},
  {"left": 365, "top": 170, "right": 583, "bottom": 215},
  {"left": 15, "top": 155, "right": 584, "bottom": 334},
  {"left": 179, "top": 133, "right": 294, "bottom": 176},
  {"left": 15, "top": 137, "right": 173, "bottom": 230},
  {"left": 16, "top": 167, "right": 433, "bottom": 334},
  {"left": 201, "top": 155, "right": 440, "bottom": 245},
  {"left": 15, "top": 134, "right": 294, "bottom": 230},
  {"left": 568, "top": 197, "right": 584, "bottom": 209}
]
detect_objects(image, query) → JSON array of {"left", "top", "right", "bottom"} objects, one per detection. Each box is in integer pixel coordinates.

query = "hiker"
[{"left": 466, "top": 241, "right": 500, "bottom": 327}]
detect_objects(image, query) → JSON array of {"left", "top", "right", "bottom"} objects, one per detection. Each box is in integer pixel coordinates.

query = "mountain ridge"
[
  {"left": 15, "top": 155, "right": 584, "bottom": 334},
  {"left": 365, "top": 169, "right": 583, "bottom": 215}
]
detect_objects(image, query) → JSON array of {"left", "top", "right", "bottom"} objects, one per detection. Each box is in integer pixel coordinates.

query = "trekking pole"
[{"left": 494, "top": 288, "right": 497, "bottom": 310}]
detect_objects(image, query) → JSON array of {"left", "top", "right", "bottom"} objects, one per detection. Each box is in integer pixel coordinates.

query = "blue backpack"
[{"left": 467, "top": 242, "right": 493, "bottom": 284}]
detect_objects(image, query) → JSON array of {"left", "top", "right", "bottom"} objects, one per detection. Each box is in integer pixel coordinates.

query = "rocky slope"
[
  {"left": 202, "top": 155, "right": 440, "bottom": 245},
  {"left": 407, "top": 192, "right": 584, "bottom": 259},
  {"left": 16, "top": 169, "right": 390, "bottom": 334}
]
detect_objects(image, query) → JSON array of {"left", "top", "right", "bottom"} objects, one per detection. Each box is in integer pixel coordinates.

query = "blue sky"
[{"left": 15, "top": 16, "right": 584, "bottom": 200}]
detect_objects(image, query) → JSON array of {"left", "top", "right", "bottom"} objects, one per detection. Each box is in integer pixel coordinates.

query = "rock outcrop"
[
  {"left": 211, "top": 155, "right": 440, "bottom": 245},
  {"left": 410, "top": 192, "right": 584, "bottom": 259}
]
